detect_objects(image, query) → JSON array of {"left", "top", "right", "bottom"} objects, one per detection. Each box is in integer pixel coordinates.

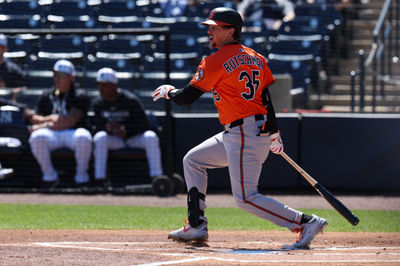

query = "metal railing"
[{"left": 350, "top": 0, "right": 400, "bottom": 112}]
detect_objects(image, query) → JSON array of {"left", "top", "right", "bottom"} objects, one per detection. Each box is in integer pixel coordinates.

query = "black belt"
[{"left": 229, "top": 114, "right": 265, "bottom": 129}]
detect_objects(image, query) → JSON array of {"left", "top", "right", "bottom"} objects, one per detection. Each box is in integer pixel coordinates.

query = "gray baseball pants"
[{"left": 183, "top": 115, "right": 303, "bottom": 231}]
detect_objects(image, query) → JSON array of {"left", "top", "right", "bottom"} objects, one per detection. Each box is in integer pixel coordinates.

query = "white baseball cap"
[
  {"left": 0, "top": 34, "right": 8, "bottom": 47},
  {"left": 96, "top": 67, "right": 118, "bottom": 84},
  {"left": 53, "top": 59, "right": 75, "bottom": 76}
]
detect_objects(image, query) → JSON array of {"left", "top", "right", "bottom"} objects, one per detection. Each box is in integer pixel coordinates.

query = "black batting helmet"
[{"left": 201, "top": 7, "right": 243, "bottom": 36}]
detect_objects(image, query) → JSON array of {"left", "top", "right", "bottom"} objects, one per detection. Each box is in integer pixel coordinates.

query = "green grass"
[{"left": 0, "top": 204, "right": 399, "bottom": 232}]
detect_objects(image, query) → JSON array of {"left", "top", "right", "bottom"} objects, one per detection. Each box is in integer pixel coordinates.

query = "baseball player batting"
[{"left": 152, "top": 7, "right": 327, "bottom": 249}]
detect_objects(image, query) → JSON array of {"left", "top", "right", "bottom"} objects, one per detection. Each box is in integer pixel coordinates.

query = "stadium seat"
[
  {"left": 153, "top": 34, "right": 201, "bottom": 61},
  {"left": 241, "top": 31, "right": 270, "bottom": 56},
  {"left": 0, "top": 0, "right": 44, "bottom": 19},
  {"left": 37, "top": 36, "right": 87, "bottom": 61},
  {"left": 183, "top": 1, "right": 234, "bottom": 18},
  {"left": 268, "top": 40, "right": 320, "bottom": 94},
  {"left": 277, "top": 16, "right": 327, "bottom": 42},
  {"left": 96, "top": 37, "right": 144, "bottom": 61},
  {"left": 268, "top": 40, "right": 320, "bottom": 62},
  {"left": 4, "top": 36, "right": 34, "bottom": 65},
  {"left": 95, "top": 0, "right": 145, "bottom": 25},
  {"left": 295, "top": 3, "right": 342, "bottom": 32},
  {"left": 268, "top": 59, "right": 311, "bottom": 108},
  {"left": 26, "top": 57, "right": 55, "bottom": 88},
  {"left": 106, "top": 20, "right": 152, "bottom": 29},
  {"left": 0, "top": 17, "right": 44, "bottom": 29}
]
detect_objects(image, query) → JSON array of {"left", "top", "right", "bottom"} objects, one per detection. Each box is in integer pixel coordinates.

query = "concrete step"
[
  {"left": 358, "top": 8, "right": 382, "bottom": 20},
  {"left": 320, "top": 105, "right": 400, "bottom": 113},
  {"left": 310, "top": 94, "right": 400, "bottom": 107},
  {"left": 330, "top": 84, "right": 400, "bottom": 95},
  {"left": 330, "top": 57, "right": 400, "bottom": 76},
  {"left": 330, "top": 75, "right": 400, "bottom": 85}
]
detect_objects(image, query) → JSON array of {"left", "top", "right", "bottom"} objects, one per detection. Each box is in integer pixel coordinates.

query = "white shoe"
[
  {"left": 168, "top": 218, "right": 208, "bottom": 242},
  {"left": 292, "top": 214, "right": 328, "bottom": 249},
  {"left": 0, "top": 168, "right": 14, "bottom": 179}
]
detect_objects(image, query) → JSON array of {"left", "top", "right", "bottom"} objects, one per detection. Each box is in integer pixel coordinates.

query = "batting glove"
[
  {"left": 270, "top": 130, "right": 284, "bottom": 154},
  {"left": 153, "top": 85, "right": 176, "bottom": 101}
]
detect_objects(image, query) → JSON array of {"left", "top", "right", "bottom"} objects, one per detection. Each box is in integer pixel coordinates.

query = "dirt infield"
[
  {"left": 0, "top": 193, "right": 399, "bottom": 265},
  {"left": 1, "top": 230, "right": 399, "bottom": 265}
]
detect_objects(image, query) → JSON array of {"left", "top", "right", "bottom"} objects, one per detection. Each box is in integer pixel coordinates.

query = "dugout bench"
[{"left": 0, "top": 105, "right": 182, "bottom": 196}]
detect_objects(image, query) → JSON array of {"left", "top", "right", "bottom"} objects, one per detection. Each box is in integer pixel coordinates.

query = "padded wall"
[{"left": 300, "top": 114, "right": 400, "bottom": 191}]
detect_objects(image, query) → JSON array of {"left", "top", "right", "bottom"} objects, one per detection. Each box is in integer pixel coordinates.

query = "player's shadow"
[{"left": 189, "top": 247, "right": 291, "bottom": 253}]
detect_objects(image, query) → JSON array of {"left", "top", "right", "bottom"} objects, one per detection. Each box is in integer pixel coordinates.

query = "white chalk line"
[{"left": 3, "top": 241, "right": 399, "bottom": 265}]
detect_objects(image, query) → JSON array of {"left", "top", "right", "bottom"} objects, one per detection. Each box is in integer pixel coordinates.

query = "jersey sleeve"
[
  {"left": 262, "top": 60, "right": 275, "bottom": 90},
  {"left": 189, "top": 57, "right": 221, "bottom": 93}
]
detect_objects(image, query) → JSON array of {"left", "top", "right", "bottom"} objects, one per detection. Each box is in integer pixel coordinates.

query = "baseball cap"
[
  {"left": 53, "top": 59, "right": 75, "bottom": 76},
  {"left": 96, "top": 67, "right": 118, "bottom": 84},
  {"left": 201, "top": 7, "right": 243, "bottom": 33},
  {"left": 0, "top": 34, "right": 8, "bottom": 47}
]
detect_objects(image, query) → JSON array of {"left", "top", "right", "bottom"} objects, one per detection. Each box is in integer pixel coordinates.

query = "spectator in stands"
[
  {"left": 28, "top": 59, "right": 92, "bottom": 189},
  {"left": 236, "top": 0, "right": 295, "bottom": 31},
  {"left": 91, "top": 67, "right": 164, "bottom": 190},
  {"left": 0, "top": 34, "right": 27, "bottom": 101},
  {"left": 0, "top": 162, "right": 13, "bottom": 179}
]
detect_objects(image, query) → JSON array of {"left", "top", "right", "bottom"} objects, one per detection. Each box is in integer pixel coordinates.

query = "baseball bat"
[{"left": 280, "top": 152, "right": 359, "bottom": 226}]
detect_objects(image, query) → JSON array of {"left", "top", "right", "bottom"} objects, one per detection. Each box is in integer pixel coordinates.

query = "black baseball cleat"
[
  {"left": 41, "top": 179, "right": 60, "bottom": 192},
  {"left": 93, "top": 178, "right": 111, "bottom": 193},
  {"left": 75, "top": 182, "right": 90, "bottom": 193}
]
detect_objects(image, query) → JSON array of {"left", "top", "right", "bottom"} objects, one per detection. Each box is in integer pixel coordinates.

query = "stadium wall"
[{"left": 173, "top": 113, "right": 400, "bottom": 192}]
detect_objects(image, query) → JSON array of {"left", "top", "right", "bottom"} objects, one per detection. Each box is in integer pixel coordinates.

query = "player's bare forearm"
[{"left": 30, "top": 114, "right": 58, "bottom": 125}]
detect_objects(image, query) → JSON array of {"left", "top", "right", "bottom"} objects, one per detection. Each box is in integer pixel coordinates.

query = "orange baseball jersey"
[{"left": 189, "top": 44, "right": 275, "bottom": 125}]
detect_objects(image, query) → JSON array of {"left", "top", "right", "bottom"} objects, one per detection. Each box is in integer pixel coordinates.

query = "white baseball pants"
[
  {"left": 93, "top": 130, "right": 163, "bottom": 179},
  {"left": 183, "top": 115, "right": 304, "bottom": 232},
  {"left": 29, "top": 128, "right": 92, "bottom": 183}
]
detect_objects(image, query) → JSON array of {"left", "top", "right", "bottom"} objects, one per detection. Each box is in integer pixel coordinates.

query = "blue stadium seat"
[
  {"left": 37, "top": 36, "right": 87, "bottom": 61},
  {"left": 141, "top": 55, "right": 194, "bottom": 91},
  {"left": 268, "top": 59, "right": 311, "bottom": 108},
  {"left": 95, "top": 0, "right": 145, "bottom": 25},
  {"left": 267, "top": 40, "right": 320, "bottom": 94},
  {"left": 169, "top": 19, "right": 208, "bottom": 35},
  {"left": 49, "top": 18, "right": 99, "bottom": 29},
  {"left": 183, "top": 1, "right": 234, "bottom": 18},
  {"left": 45, "top": 1, "right": 98, "bottom": 29},
  {"left": 0, "top": 17, "right": 44, "bottom": 29},
  {"left": 153, "top": 34, "right": 201, "bottom": 62},
  {"left": 277, "top": 16, "right": 327, "bottom": 42},
  {"left": 241, "top": 31, "right": 270, "bottom": 56},
  {"left": 268, "top": 40, "right": 320, "bottom": 62},
  {"left": 45, "top": 1, "right": 94, "bottom": 17},
  {"left": 4, "top": 36, "right": 34, "bottom": 65},
  {"left": 26, "top": 57, "right": 55, "bottom": 88},
  {"left": 295, "top": 3, "right": 342, "bottom": 31},
  {"left": 0, "top": 0, "right": 44, "bottom": 18},
  {"left": 106, "top": 20, "right": 152, "bottom": 29},
  {"left": 96, "top": 37, "right": 144, "bottom": 61}
]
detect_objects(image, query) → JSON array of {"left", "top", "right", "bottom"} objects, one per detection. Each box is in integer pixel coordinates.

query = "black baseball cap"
[{"left": 201, "top": 7, "right": 243, "bottom": 34}]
